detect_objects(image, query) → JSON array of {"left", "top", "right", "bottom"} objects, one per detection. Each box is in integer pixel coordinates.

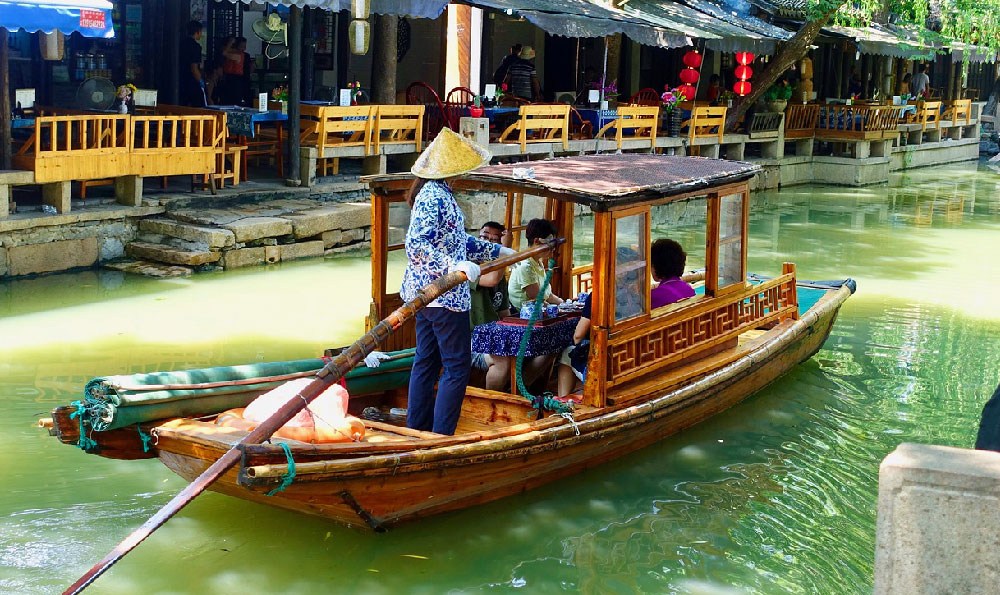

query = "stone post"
[
  {"left": 42, "top": 181, "right": 71, "bottom": 214},
  {"left": 876, "top": 443, "right": 1000, "bottom": 595}
]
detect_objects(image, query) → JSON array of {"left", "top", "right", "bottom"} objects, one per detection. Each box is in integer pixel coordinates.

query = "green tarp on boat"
[{"left": 79, "top": 350, "right": 414, "bottom": 431}]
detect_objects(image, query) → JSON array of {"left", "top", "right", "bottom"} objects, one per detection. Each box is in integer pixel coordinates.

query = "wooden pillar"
[
  {"left": 371, "top": 14, "right": 398, "bottom": 104},
  {"left": 946, "top": 56, "right": 956, "bottom": 100},
  {"left": 831, "top": 45, "right": 843, "bottom": 99},
  {"left": 860, "top": 53, "right": 870, "bottom": 98},
  {"left": 166, "top": 1, "right": 180, "bottom": 105},
  {"left": 606, "top": 34, "right": 621, "bottom": 86},
  {"left": 583, "top": 210, "right": 612, "bottom": 408},
  {"left": 0, "top": 27, "right": 10, "bottom": 170},
  {"left": 840, "top": 46, "right": 851, "bottom": 97},
  {"left": 302, "top": 7, "right": 315, "bottom": 101},
  {"left": 287, "top": 5, "right": 302, "bottom": 184}
]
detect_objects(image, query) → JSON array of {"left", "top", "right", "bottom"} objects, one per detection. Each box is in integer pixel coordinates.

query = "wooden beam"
[
  {"left": 287, "top": 5, "right": 302, "bottom": 184},
  {"left": 0, "top": 27, "right": 10, "bottom": 170}
]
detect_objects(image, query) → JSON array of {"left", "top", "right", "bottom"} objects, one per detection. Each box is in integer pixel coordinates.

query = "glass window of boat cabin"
[
  {"left": 650, "top": 196, "right": 707, "bottom": 296},
  {"left": 710, "top": 191, "right": 749, "bottom": 295},
  {"left": 611, "top": 208, "right": 650, "bottom": 322}
]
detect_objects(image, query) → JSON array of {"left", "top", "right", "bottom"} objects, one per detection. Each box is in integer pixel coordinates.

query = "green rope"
[
  {"left": 514, "top": 257, "right": 572, "bottom": 414},
  {"left": 266, "top": 442, "right": 296, "bottom": 496},
  {"left": 136, "top": 424, "right": 153, "bottom": 453},
  {"left": 69, "top": 400, "right": 98, "bottom": 451}
]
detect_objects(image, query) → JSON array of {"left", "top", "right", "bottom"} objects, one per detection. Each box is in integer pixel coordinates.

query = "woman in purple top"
[{"left": 650, "top": 238, "right": 696, "bottom": 308}]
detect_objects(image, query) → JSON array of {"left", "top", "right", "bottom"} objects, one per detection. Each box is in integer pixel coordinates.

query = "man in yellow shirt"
[{"left": 509, "top": 219, "right": 565, "bottom": 311}]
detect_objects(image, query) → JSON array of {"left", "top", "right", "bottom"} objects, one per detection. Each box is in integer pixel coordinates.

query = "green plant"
[{"left": 763, "top": 83, "right": 793, "bottom": 102}]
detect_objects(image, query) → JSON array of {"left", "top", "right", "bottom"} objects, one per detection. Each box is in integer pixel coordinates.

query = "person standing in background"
[
  {"left": 910, "top": 64, "right": 931, "bottom": 97},
  {"left": 506, "top": 46, "right": 541, "bottom": 102},
  {"left": 222, "top": 37, "right": 254, "bottom": 105},
  {"left": 179, "top": 21, "right": 206, "bottom": 107},
  {"left": 493, "top": 44, "right": 522, "bottom": 87}
]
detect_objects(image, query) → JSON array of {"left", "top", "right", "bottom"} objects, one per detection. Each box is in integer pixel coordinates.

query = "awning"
[
  {"left": 0, "top": 0, "right": 115, "bottom": 37},
  {"left": 463, "top": 0, "right": 690, "bottom": 47},
  {"left": 622, "top": 0, "right": 789, "bottom": 53},
  {"left": 232, "top": 0, "right": 447, "bottom": 20},
  {"left": 949, "top": 42, "right": 997, "bottom": 64},
  {"left": 824, "top": 25, "right": 938, "bottom": 60}
]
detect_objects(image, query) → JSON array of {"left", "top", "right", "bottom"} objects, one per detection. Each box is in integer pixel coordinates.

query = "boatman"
[{"left": 401, "top": 129, "right": 516, "bottom": 435}]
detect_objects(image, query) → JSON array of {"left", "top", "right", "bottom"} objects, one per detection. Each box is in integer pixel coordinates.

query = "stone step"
[
  {"left": 126, "top": 241, "right": 221, "bottom": 266},
  {"left": 140, "top": 218, "right": 235, "bottom": 248},
  {"left": 104, "top": 258, "right": 192, "bottom": 278}
]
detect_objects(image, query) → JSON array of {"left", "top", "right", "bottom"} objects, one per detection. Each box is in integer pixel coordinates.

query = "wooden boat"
[{"left": 43, "top": 154, "right": 854, "bottom": 531}]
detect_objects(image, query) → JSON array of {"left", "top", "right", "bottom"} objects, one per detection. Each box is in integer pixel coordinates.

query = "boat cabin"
[{"left": 365, "top": 154, "right": 800, "bottom": 418}]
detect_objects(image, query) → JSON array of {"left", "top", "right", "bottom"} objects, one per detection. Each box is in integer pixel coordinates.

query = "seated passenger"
[
  {"left": 469, "top": 221, "right": 515, "bottom": 390},
  {"left": 557, "top": 292, "right": 591, "bottom": 398},
  {"left": 614, "top": 246, "right": 643, "bottom": 320},
  {"left": 508, "top": 218, "right": 564, "bottom": 311},
  {"left": 650, "top": 238, "right": 695, "bottom": 308}
]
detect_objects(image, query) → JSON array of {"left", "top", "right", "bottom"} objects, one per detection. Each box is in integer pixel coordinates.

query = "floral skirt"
[{"left": 471, "top": 318, "right": 578, "bottom": 358}]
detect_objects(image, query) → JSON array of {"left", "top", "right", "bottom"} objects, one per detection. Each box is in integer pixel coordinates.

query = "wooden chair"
[
  {"left": 202, "top": 144, "right": 245, "bottom": 189},
  {"left": 964, "top": 88, "right": 980, "bottom": 100},
  {"left": 916, "top": 101, "right": 942, "bottom": 131},
  {"left": 943, "top": 99, "right": 971, "bottom": 126},
  {"left": 498, "top": 104, "right": 570, "bottom": 152},
  {"left": 445, "top": 87, "right": 476, "bottom": 106},
  {"left": 406, "top": 82, "right": 447, "bottom": 139},
  {"left": 568, "top": 107, "right": 593, "bottom": 140},
  {"left": 628, "top": 88, "right": 660, "bottom": 107},
  {"left": 299, "top": 104, "right": 374, "bottom": 155},
  {"left": 596, "top": 105, "right": 659, "bottom": 149},
  {"left": 499, "top": 95, "right": 531, "bottom": 107},
  {"left": 682, "top": 106, "right": 726, "bottom": 148},
  {"left": 372, "top": 105, "right": 425, "bottom": 154}
]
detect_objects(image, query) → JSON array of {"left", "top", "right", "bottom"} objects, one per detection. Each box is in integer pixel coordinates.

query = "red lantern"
[
  {"left": 735, "top": 65, "right": 753, "bottom": 80},
  {"left": 683, "top": 50, "right": 703, "bottom": 69},
  {"left": 734, "top": 81, "right": 752, "bottom": 96},
  {"left": 735, "top": 52, "right": 755, "bottom": 66},
  {"left": 678, "top": 84, "right": 696, "bottom": 100},
  {"left": 679, "top": 68, "right": 700, "bottom": 84}
]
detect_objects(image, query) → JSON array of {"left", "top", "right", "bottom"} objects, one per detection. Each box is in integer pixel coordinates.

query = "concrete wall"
[{"left": 876, "top": 443, "right": 1000, "bottom": 595}]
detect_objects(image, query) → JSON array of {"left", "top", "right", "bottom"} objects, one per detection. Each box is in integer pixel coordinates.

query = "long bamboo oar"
[{"left": 63, "top": 239, "right": 562, "bottom": 595}]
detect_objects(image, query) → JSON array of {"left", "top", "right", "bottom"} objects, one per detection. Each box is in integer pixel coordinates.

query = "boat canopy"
[{"left": 365, "top": 154, "right": 760, "bottom": 211}]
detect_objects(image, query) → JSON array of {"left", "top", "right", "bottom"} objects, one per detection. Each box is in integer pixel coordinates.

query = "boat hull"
[{"left": 156, "top": 285, "right": 847, "bottom": 530}]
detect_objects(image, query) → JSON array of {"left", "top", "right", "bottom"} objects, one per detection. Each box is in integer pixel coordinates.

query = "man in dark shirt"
[
  {"left": 180, "top": 21, "right": 206, "bottom": 107},
  {"left": 505, "top": 46, "right": 541, "bottom": 101},
  {"left": 492, "top": 44, "right": 522, "bottom": 87}
]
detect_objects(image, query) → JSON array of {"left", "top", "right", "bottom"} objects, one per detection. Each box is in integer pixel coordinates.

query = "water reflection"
[{"left": 2, "top": 162, "right": 1000, "bottom": 593}]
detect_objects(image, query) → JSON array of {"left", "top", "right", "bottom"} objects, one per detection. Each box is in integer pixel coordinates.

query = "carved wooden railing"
[
  {"left": 784, "top": 104, "right": 819, "bottom": 139},
  {"left": 749, "top": 112, "right": 783, "bottom": 139},
  {"left": 572, "top": 264, "right": 594, "bottom": 295},
  {"left": 130, "top": 115, "right": 221, "bottom": 177},
  {"left": 816, "top": 104, "right": 902, "bottom": 140},
  {"left": 605, "top": 271, "right": 798, "bottom": 387},
  {"left": 13, "top": 114, "right": 130, "bottom": 183}
]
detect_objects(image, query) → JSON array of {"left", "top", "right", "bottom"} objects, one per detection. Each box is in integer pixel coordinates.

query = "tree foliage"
[{"left": 723, "top": 0, "right": 1000, "bottom": 131}]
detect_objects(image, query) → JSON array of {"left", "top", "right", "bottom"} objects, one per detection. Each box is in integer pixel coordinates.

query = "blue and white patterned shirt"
[{"left": 401, "top": 180, "right": 501, "bottom": 311}]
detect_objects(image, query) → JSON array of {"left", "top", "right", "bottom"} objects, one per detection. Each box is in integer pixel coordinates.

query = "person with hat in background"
[
  {"left": 401, "top": 128, "right": 517, "bottom": 435},
  {"left": 505, "top": 46, "right": 542, "bottom": 102}
]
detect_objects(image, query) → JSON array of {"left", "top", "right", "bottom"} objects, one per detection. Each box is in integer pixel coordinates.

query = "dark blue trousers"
[{"left": 407, "top": 307, "right": 472, "bottom": 435}]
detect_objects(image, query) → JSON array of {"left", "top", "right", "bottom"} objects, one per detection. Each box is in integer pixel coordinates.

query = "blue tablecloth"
[
  {"left": 472, "top": 317, "right": 579, "bottom": 358},
  {"left": 12, "top": 117, "right": 34, "bottom": 129},
  {"left": 206, "top": 106, "right": 287, "bottom": 137}
]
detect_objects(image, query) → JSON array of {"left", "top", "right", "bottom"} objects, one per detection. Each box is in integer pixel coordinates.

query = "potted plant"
[
  {"left": 347, "top": 81, "right": 363, "bottom": 105},
  {"left": 718, "top": 90, "right": 736, "bottom": 109},
  {"left": 271, "top": 85, "right": 289, "bottom": 114},
  {"left": 590, "top": 78, "right": 618, "bottom": 111},
  {"left": 469, "top": 95, "right": 484, "bottom": 118},
  {"left": 661, "top": 86, "right": 684, "bottom": 137},
  {"left": 762, "top": 83, "right": 792, "bottom": 113}
]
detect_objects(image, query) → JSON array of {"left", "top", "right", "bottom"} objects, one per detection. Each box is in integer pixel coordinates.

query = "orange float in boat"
[{"left": 216, "top": 379, "right": 365, "bottom": 444}]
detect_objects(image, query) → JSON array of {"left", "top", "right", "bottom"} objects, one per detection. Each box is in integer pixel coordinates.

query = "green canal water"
[{"left": 2, "top": 162, "right": 1000, "bottom": 594}]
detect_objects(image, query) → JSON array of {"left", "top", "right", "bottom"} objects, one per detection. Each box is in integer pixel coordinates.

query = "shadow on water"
[{"left": 2, "top": 162, "right": 1000, "bottom": 593}]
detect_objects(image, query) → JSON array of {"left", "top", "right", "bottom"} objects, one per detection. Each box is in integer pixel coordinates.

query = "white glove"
[
  {"left": 451, "top": 260, "right": 481, "bottom": 283},
  {"left": 363, "top": 351, "right": 391, "bottom": 368},
  {"left": 498, "top": 246, "right": 517, "bottom": 257}
]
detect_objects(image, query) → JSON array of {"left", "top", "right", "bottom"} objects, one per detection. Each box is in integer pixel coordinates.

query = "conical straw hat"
[{"left": 410, "top": 127, "right": 492, "bottom": 180}]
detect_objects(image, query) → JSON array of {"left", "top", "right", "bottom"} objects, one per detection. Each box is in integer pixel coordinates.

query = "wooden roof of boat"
[{"left": 363, "top": 154, "right": 760, "bottom": 211}]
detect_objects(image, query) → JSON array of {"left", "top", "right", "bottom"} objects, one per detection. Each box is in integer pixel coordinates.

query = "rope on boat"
[
  {"left": 514, "top": 257, "right": 572, "bottom": 414},
  {"left": 136, "top": 424, "right": 153, "bottom": 453},
  {"left": 265, "top": 442, "right": 296, "bottom": 496},
  {"left": 69, "top": 401, "right": 97, "bottom": 451}
]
